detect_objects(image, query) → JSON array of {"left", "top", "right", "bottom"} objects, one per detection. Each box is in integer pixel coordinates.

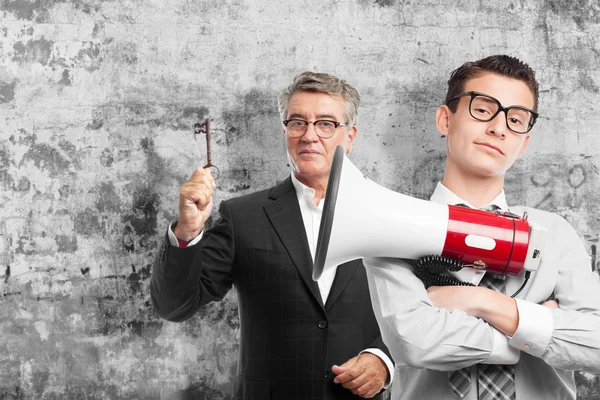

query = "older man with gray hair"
[{"left": 151, "top": 71, "right": 394, "bottom": 400}]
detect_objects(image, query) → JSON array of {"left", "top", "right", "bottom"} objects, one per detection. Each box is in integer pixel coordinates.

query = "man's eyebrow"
[
  {"left": 477, "top": 96, "right": 497, "bottom": 104},
  {"left": 286, "top": 113, "right": 340, "bottom": 120},
  {"left": 315, "top": 113, "right": 339, "bottom": 120}
]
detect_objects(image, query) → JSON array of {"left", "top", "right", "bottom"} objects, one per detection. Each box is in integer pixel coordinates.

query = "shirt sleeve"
[
  {"left": 509, "top": 300, "right": 553, "bottom": 356},
  {"left": 167, "top": 220, "right": 204, "bottom": 247},
  {"left": 509, "top": 216, "right": 600, "bottom": 374},
  {"left": 488, "top": 328, "right": 521, "bottom": 364},
  {"left": 363, "top": 257, "right": 519, "bottom": 371}
]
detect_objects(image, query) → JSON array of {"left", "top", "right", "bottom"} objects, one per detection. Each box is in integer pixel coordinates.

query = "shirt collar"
[
  {"left": 290, "top": 173, "right": 320, "bottom": 205},
  {"left": 430, "top": 182, "right": 509, "bottom": 210}
]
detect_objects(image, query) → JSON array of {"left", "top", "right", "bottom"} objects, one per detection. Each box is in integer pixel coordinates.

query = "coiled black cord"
[
  {"left": 414, "top": 254, "right": 531, "bottom": 298},
  {"left": 413, "top": 255, "right": 475, "bottom": 288}
]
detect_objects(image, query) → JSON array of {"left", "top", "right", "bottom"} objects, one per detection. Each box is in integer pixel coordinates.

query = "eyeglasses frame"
[
  {"left": 282, "top": 119, "right": 350, "bottom": 139},
  {"left": 446, "top": 91, "right": 539, "bottom": 134}
]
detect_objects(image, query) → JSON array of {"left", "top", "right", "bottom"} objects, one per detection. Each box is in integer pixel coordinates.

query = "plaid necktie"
[{"left": 448, "top": 203, "right": 516, "bottom": 399}]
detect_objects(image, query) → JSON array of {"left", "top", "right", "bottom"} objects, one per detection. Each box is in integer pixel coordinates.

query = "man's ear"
[
  {"left": 345, "top": 126, "right": 357, "bottom": 153},
  {"left": 517, "top": 134, "right": 530, "bottom": 158},
  {"left": 436, "top": 105, "right": 450, "bottom": 138}
]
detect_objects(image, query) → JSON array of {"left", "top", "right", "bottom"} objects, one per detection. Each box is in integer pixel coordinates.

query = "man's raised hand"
[{"left": 173, "top": 168, "right": 215, "bottom": 241}]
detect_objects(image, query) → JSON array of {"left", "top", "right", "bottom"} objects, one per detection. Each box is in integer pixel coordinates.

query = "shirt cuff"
[
  {"left": 485, "top": 327, "right": 521, "bottom": 364},
  {"left": 359, "top": 348, "right": 395, "bottom": 389},
  {"left": 509, "top": 298, "right": 553, "bottom": 357},
  {"left": 167, "top": 221, "right": 203, "bottom": 247}
]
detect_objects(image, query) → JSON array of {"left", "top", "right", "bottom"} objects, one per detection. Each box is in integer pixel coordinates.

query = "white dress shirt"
[{"left": 363, "top": 182, "right": 600, "bottom": 400}]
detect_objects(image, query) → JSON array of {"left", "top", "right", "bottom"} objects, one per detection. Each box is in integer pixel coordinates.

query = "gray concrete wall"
[{"left": 1, "top": 0, "right": 599, "bottom": 398}]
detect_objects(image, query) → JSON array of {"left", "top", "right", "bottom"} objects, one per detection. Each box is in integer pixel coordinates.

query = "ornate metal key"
[{"left": 193, "top": 119, "right": 220, "bottom": 179}]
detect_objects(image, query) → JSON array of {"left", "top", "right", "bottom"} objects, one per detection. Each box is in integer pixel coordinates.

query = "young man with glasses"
[
  {"left": 363, "top": 55, "right": 600, "bottom": 399},
  {"left": 151, "top": 72, "right": 393, "bottom": 399}
]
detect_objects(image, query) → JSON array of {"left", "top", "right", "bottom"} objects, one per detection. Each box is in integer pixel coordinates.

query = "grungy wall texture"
[{"left": 1, "top": 0, "right": 600, "bottom": 398}]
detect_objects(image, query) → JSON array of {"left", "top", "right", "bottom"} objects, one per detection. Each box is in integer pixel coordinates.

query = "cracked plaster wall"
[{"left": 1, "top": 0, "right": 600, "bottom": 398}]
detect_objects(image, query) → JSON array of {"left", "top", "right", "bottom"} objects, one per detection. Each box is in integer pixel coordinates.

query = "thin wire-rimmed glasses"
[
  {"left": 283, "top": 119, "right": 349, "bottom": 138},
  {"left": 446, "top": 91, "right": 539, "bottom": 134}
]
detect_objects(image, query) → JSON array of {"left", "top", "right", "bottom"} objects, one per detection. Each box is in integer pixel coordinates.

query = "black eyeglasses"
[
  {"left": 282, "top": 119, "right": 349, "bottom": 138},
  {"left": 446, "top": 91, "right": 538, "bottom": 134}
]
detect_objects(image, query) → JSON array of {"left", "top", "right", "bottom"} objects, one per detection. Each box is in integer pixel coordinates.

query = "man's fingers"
[
  {"left": 352, "top": 386, "right": 370, "bottom": 398},
  {"left": 355, "top": 386, "right": 378, "bottom": 399},
  {"left": 332, "top": 365, "right": 353, "bottom": 384},
  {"left": 542, "top": 300, "right": 559, "bottom": 309},
  {"left": 331, "top": 365, "right": 345, "bottom": 375},
  {"left": 180, "top": 175, "right": 215, "bottom": 207},
  {"left": 343, "top": 372, "right": 370, "bottom": 390},
  {"left": 181, "top": 183, "right": 212, "bottom": 206},
  {"left": 348, "top": 379, "right": 378, "bottom": 398},
  {"left": 189, "top": 167, "right": 215, "bottom": 186},
  {"left": 337, "top": 356, "right": 357, "bottom": 369},
  {"left": 343, "top": 378, "right": 364, "bottom": 390},
  {"left": 175, "top": 168, "right": 216, "bottom": 240},
  {"left": 334, "top": 366, "right": 366, "bottom": 386},
  {"left": 191, "top": 166, "right": 213, "bottom": 179},
  {"left": 333, "top": 355, "right": 357, "bottom": 377},
  {"left": 333, "top": 355, "right": 384, "bottom": 398},
  {"left": 197, "top": 198, "right": 213, "bottom": 212}
]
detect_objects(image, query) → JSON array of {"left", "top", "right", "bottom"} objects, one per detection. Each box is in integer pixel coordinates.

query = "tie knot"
[
  {"left": 454, "top": 203, "right": 501, "bottom": 212},
  {"left": 479, "top": 204, "right": 501, "bottom": 212}
]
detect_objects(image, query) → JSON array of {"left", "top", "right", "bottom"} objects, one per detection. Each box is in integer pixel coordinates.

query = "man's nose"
[
  {"left": 302, "top": 122, "right": 320, "bottom": 141},
  {"left": 486, "top": 111, "right": 507, "bottom": 138}
]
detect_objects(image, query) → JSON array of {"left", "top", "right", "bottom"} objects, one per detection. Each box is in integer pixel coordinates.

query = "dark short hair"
[
  {"left": 445, "top": 55, "right": 539, "bottom": 112},
  {"left": 278, "top": 71, "right": 361, "bottom": 126}
]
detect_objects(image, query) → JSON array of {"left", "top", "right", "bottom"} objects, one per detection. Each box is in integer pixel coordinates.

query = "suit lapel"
[
  {"left": 264, "top": 177, "right": 324, "bottom": 308},
  {"left": 325, "top": 260, "right": 359, "bottom": 310}
]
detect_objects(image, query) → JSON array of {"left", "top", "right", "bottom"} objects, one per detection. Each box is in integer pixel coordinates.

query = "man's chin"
[
  {"left": 295, "top": 161, "right": 326, "bottom": 172},
  {"left": 460, "top": 161, "right": 508, "bottom": 179},
  {"left": 472, "top": 168, "right": 508, "bottom": 179},
  {"left": 294, "top": 167, "right": 329, "bottom": 179}
]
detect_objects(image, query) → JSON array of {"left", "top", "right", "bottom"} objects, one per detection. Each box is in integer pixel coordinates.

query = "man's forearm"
[
  {"left": 427, "top": 286, "right": 519, "bottom": 336},
  {"left": 470, "top": 288, "right": 519, "bottom": 337},
  {"left": 365, "top": 258, "right": 501, "bottom": 370}
]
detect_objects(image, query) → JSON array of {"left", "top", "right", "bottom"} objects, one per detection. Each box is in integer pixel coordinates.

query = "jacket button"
[
  {"left": 325, "top": 369, "right": 329, "bottom": 378},
  {"left": 318, "top": 320, "right": 328, "bottom": 329}
]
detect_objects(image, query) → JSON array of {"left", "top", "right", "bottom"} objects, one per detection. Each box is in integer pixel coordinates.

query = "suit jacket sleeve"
[
  {"left": 366, "top": 336, "right": 391, "bottom": 358},
  {"left": 363, "top": 329, "right": 392, "bottom": 365},
  {"left": 151, "top": 201, "right": 236, "bottom": 322}
]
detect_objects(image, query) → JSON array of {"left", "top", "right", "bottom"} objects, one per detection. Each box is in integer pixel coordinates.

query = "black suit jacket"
[{"left": 151, "top": 177, "right": 392, "bottom": 400}]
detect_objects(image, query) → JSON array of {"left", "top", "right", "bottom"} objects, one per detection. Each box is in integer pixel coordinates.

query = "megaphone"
[{"left": 313, "top": 145, "right": 547, "bottom": 283}]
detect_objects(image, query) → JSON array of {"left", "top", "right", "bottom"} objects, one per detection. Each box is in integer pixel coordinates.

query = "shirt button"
[
  {"left": 318, "top": 320, "right": 328, "bottom": 329},
  {"left": 325, "top": 369, "right": 329, "bottom": 378},
  {"left": 523, "top": 344, "right": 530, "bottom": 351}
]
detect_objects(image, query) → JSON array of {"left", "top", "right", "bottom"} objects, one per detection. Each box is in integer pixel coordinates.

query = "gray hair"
[{"left": 278, "top": 71, "right": 361, "bottom": 126}]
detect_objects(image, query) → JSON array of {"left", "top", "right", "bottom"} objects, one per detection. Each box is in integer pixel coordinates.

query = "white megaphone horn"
[{"left": 312, "top": 145, "right": 547, "bottom": 283}]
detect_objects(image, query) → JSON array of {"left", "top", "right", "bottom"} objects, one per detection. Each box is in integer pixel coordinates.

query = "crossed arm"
[
  {"left": 426, "top": 285, "right": 557, "bottom": 337},
  {"left": 364, "top": 220, "right": 600, "bottom": 375}
]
